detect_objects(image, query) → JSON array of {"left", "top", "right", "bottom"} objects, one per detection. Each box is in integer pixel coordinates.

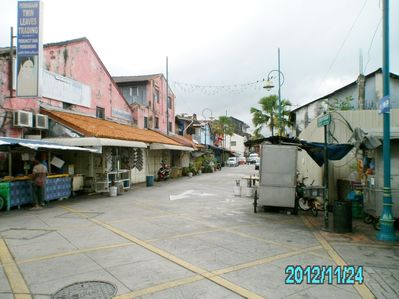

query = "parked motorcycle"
[{"left": 157, "top": 161, "right": 170, "bottom": 181}]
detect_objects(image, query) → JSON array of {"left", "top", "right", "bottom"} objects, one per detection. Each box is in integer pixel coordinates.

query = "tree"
[
  {"left": 211, "top": 116, "right": 235, "bottom": 137},
  {"left": 328, "top": 96, "right": 354, "bottom": 111},
  {"left": 250, "top": 95, "right": 292, "bottom": 137}
]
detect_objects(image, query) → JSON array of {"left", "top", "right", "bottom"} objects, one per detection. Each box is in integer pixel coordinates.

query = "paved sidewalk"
[{"left": 0, "top": 165, "right": 398, "bottom": 298}]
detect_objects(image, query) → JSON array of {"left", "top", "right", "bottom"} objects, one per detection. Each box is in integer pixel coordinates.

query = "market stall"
[
  {"left": 44, "top": 137, "right": 147, "bottom": 193},
  {"left": 0, "top": 137, "right": 95, "bottom": 210}
]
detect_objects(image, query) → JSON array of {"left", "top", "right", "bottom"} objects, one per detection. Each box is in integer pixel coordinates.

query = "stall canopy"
[
  {"left": 44, "top": 137, "right": 147, "bottom": 153},
  {"left": 149, "top": 143, "right": 194, "bottom": 152},
  {"left": 0, "top": 137, "right": 96, "bottom": 152},
  {"left": 244, "top": 136, "right": 353, "bottom": 166}
]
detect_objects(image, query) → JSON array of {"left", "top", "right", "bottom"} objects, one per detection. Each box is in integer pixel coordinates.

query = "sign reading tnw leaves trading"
[{"left": 16, "top": 1, "right": 43, "bottom": 97}]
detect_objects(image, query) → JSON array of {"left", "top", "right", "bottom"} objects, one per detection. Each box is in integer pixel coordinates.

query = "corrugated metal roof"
[
  {"left": 150, "top": 143, "right": 194, "bottom": 151},
  {"left": 0, "top": 137, "right": 96, "bottom": 152},
  {"left": 42, "top": 110, "right": 185, "bottom": 146},
  {"left": 168, "top": 134, "right": 199, "bottom": 149},
  {"left": 43, "top": 137, "right": 147, "bottom": 148},
  {"left": 113, "top": 74, "right": 162, "bottom": 83}
]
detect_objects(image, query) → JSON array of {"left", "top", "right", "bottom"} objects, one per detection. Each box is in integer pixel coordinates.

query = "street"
[{"left": 0, "top": 165, "right": 398, "bottom": 299}]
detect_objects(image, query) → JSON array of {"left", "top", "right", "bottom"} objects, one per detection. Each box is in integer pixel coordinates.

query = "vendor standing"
[{"left": 31, "top": 158, "right": 48, "bottom": 209}]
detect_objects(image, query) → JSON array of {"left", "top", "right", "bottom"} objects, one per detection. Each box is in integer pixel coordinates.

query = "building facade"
[
  {"left": 291, "top": 69, "right": 399, "bottom": 137},
  {"left": 0, "top": 37, "right": 192, "bottom": 188},
  {"left": 113, "top": 74, "right": 175, "bottom": 135},
  {"left": 0, "top": 37, "right": 133, "bottom": 138}
]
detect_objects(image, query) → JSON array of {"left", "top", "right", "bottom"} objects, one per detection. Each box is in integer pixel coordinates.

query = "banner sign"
[
  {"left": 17, "top": 1, "right": 40, "bottom": 55},
  {"left": 17, "top": 1, "right": 42, "bottom": 97},
  {"left": 378, "top": 95, "right": 390, "bottom": 114}
]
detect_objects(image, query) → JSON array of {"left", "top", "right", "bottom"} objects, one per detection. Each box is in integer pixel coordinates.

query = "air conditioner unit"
[
  {"left": 13, "top": 110, "right": 33, "bottom": 127},
  {"left": 35, "top": 114, "right": 49, "bottom": 129}
]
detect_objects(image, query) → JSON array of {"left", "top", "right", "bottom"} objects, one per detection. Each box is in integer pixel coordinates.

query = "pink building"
[
  {"left": 0, "top": 37, "right": 133, "bottom": 138},
  {"left": 113, "top": 74, "right": 175, "bottom": 135}
]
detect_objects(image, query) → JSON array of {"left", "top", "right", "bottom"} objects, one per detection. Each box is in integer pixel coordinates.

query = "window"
[
  {"left": 153, "top": 88, "right": 159, "bottom": 103},
  {"left": 155, "top": 117, "right": 159, "bottom": 129},
  {"left": 96, "top": 107, "right": 105, "bottom": 119},
  {"left": 230, "top": 141, "right": 237, "bottom": 146},
  {"left": 129, "top": 87, "right": 139, "bottom": 97},
  {"left": 168, "top": 122, "right": 172, "bottom": 132},
  {"left": 62, "top": 102, "right": 72, "bottom": 110},
  {"left": 167, "top": 96, "right": 172, "bottom": 109},
  {"left": 144, "top": 117, "right": 148, "bottom": 129}
]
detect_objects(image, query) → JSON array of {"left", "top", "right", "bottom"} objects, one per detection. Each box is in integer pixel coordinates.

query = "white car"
[
  {"left": 226, "top": 157, "right": 238, "bottom": 167},
  {"left": 248, "top": 153, "right": 259, "bottom": 164}
]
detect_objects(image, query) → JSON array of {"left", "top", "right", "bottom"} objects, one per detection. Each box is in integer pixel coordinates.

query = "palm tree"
[
  {"left": 250, "top": 95, "right": 292, "bottom": 136},
  {"left": 211, "top": 116, "right": 235, "bottom": 137}
]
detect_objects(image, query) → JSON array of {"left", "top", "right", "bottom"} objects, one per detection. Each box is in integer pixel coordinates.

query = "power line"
[
  {"left": 364, "top": 17, "right": 382, "bottom": 73},
  {"left": 172, "top": 80, "right": 264, "bottom": 96},
  {"left": 318, "top": 0, "right": 369, "bottom": 91}
]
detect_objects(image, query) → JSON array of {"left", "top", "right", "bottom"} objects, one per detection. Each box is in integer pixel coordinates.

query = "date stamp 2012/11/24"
[{"left": 285, "top": 265, "right": 364, "bottom": 285}]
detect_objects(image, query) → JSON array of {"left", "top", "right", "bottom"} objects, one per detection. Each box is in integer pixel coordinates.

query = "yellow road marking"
[
  {"left": 0, "top": 239, "right": 31, "bottom": 299},
  {"left": 106, "top": 214, "right": 172, "bottom": 225},
  {"left": 301, "top": 215, "right": 376, "bottom": 299},
  {"left": 113, "top": 275, "right": 203, "bottom": 299},
  {"left": 60, "top": 205, "right": 265, "bottom": 299},
  {"left": 212, "top": 245, "right": 322, "bottom": 276},
  {"left": 114, "top": 244, "right": 323, "bottom": 298},
  {"left": 16, "top": 242, "right": 133, "bottom": 265},
  {"left": 146, "top": 228, "right": 221, "bottom": 242}
]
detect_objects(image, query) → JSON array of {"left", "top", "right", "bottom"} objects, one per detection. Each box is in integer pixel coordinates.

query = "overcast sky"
[{"left": 1, "top": 0, "right": 398, "bottom": 129}]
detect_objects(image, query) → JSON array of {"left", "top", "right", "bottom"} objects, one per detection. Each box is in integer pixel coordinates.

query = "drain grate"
[{"left": 52, "top": 281, "right": 117, "bottom": 299}]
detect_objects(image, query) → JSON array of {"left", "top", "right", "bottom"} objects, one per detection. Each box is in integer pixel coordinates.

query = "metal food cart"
[{"left": 255, "top": 144, "right": 298, "bottom": 212}]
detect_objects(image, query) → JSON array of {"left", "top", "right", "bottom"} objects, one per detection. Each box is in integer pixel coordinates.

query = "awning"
[
  {"left": 149, "top": 143, "right": 194, "bottom": 152},
  {"left": 300, "top": 142, "right": 354, "bottom": 166},
  {"left": 243, "top": 136, "right": 353, "bottom": 166},
  {"left": 44, "top": 137, "right": 147, "bottom": 149},
  {"left": 0, "top": 137, "right": 97, "bottom": 152}
]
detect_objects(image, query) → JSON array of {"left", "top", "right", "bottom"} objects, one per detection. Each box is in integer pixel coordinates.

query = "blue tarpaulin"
[
  {"left": 300, "top": 142, "right": 354, "bottom": 166},
  {"left": 244, "top": 136, "right": 353, "bottom": 167}
]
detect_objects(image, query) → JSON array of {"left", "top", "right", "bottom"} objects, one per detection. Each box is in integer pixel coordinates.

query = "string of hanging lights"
[{"left": 171, "top": 80, "right": 265, "bottom": 96}]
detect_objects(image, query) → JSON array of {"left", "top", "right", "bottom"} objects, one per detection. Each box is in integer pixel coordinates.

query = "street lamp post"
[
  {"left": 202, "top": 108, "right": 213, "bottom": 147},
  {"left": 377, "top": 0, "right": 397, "bottom": 241},
  {"left": 264, "top": 48, "right": 285, "bottom": 136}
]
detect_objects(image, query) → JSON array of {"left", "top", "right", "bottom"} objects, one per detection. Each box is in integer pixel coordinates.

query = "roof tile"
[{"left": 43, "top": 110, "right": 182, "bottom": 146}]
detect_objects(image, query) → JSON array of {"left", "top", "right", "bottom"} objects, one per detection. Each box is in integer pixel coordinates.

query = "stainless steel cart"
[{"left": 255, "top": 144, "right": 298, "bottom": 213}]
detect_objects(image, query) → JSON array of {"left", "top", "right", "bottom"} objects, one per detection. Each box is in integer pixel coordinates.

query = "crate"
[
  {"left": 303, "top": 186, "right": 325, "bottom": 198},
  {"left": 0, "top": 182, "right": 10, "bottom": 210}
]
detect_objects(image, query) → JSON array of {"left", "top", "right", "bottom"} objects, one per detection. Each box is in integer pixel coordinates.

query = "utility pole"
[
  {"left": 377, "top": 0, "right": 397, "bottom": 241},
  {"left": 166, "top": 56, "right": 169, "bottom": 135},
  {"left": 9, "top": 27, "right": 16, "bottom": 98},
  {"left": 277, "top": 48, "right": 282, "bottom": 136}
]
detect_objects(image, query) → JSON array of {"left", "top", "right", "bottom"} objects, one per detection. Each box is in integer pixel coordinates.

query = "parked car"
[
  {"left": 238, "top": 156, "right": 246, "bottom": 165},
  {"left": 255, "top": 157, "right": 260, "bottom": 170},
  {"left": 248, "top": 153, "right": 259, "bottom": 164},
  {"left": 226, "top": 157, "right": 239, "bottom": 167}
]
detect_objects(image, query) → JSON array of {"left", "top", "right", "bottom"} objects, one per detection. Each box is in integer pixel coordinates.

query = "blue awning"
[
  {"left": 301, "top": 142, "right": 354, "bottom": 166},
  {"left": 0, "top": 137, "right": 97, "bottom": 152}
]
